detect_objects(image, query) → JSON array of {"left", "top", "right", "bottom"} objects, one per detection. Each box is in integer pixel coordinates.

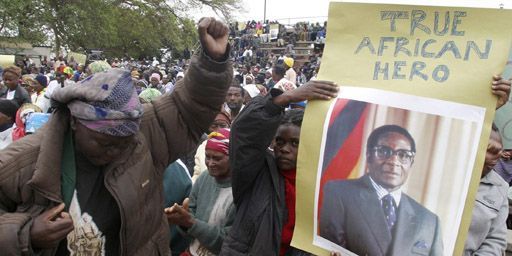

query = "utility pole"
[{"left": 264, "top": 0, "right": 267, "bottom": 22}]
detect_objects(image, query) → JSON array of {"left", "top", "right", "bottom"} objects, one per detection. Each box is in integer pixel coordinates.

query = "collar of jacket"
[{"left": 28, "top": 107, "right": 71, "bottom": 203}]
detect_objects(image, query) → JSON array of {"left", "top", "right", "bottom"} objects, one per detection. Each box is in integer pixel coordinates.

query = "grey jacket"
[
  {"left": 464, "top": 170, "right": 509, "bottom": 255},
  {"left": 320, "top": 175, "right": 443, "bottom": 256}
]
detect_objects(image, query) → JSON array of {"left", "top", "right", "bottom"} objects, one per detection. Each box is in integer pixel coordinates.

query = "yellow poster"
[
  {"left": 292, "top": 2, "right": 512, "bottom": 256},
  {"left": 0, "top": 55, "right": 15, "bottom": 68},
  {"left": 270, "top": 24, "right": 280, "bottom": 40},
  {"left": 67, "top": 52, "right": 87, "bottom": 66}
]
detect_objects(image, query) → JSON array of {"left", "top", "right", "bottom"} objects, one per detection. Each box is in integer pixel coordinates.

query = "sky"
[
  {"left": 192, "top": 0, "right": 331, "bottom": 24},
  {"left": 192, "top": 0, "right": 510, "bottom": 24},
  {"left": 232, "top": 0, "right": 331, "bottom": 23}
]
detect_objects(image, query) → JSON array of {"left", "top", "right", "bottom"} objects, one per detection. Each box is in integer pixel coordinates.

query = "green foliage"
[
  {"left": 0, "top": 0, "right": 239, "bottom": 58},
  {"left": 0, "top": 0, "right": 47, "bottom": 44}
]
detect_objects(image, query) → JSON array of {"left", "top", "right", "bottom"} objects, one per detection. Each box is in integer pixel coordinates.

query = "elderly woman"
[
  {"left": 0, "top": 17, "right": 232, "bottom": 255},
  {"left": 166, "top": 128, "right": 235, "bottom": 256},
  {"left": 193, "top": 111, "right": 231, "bottom": 182}
]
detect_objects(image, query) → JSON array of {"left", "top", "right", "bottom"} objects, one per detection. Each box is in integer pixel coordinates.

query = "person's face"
[
  {"left": 226, "top": 87, "right": 243, "bottom": 110},
  {"left": 21, "top": 82, "right": 32, "bottom": 93},
  {"left": 208, "top": 119, "right": 230, "bottom": 133},
  {"left": 367, "top": 132, "right": 414, "bottom": 191},
  {"left": 30, "top": 82, "right": 44, "bottom": 93},
  {"left": 57, "top": 73, "right": 66, "bottom": 83},
  {"left": 72, "top": 119, "right": 135, "bottom": 166},
  {"left": 483, "top": 130, "right": 502, "bottom": 177},
  {"left": 205, "top": 149, "right": 230, "bottom": 180},
  {"left": 2, "top": 72, "right": 18, "bottom": 90},
  {"left": 274, "top": 124, "right": 300, "bottom": 170},
  {"left": 162, "top": 77, "right": 170, "bottom": 84},
  {"left": 150, "top": 77, "right": 159, "bottom": 87}
]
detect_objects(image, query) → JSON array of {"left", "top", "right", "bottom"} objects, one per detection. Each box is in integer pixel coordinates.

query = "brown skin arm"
[
  {"left": 30, "top": 203, "right": 74, "bottom": 249},
  {"left": 272, "top": 80, "right": 338, "bottom": 106}
]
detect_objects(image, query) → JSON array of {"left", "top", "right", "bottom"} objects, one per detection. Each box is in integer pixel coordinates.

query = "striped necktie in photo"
[{"left": 382, "top": 194, "right": 397, "bottom": 231}]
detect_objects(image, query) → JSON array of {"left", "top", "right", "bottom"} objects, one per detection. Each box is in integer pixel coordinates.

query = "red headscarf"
[
  {"left": 205, "top": 128, "right": 230, "bottom": 155},
  {"left": 12, "top": 103, "right": 42, "bottom": 141}
]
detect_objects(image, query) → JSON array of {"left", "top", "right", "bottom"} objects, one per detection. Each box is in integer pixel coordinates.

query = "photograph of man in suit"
[{"left": 319, "top": 124, "right": 443, "bottom": 256}]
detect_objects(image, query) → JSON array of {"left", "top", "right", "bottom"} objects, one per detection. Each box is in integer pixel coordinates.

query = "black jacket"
[
  {"left": 220, "top": 94, "right": 286, "bottom": 256},
  {"left": 0, "top": 84, "right": 31, "bottom": 107}
]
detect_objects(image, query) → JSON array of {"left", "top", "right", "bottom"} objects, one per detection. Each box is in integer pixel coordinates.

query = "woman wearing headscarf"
[
  {"left": 0, "top": 65, "right": 31, "bottom": 106},
  {"left": 150, "top": 73, "right": 162, "bottom": 88},
  {"left": 11, "top": 103, "right": 42, "bottom": 141},
  {"left": 166, "top": 128, "right": 235, "bottom": 256},
  {"left": 139, "top": 87, "right": 163, "bottom": 103},
  {"left": 31, "top": 74, "right": 51, "bottom": 113},
  {"left": 192, "top": 111, "right": 231, "bottom": 182},
  {"left": 0, "top": 17, "right": 233, "bottom": 256}
]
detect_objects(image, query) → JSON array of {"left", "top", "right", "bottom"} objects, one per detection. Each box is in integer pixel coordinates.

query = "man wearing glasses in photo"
[{"left": 319, "top": 124, "right": 442, "bottom": 256}]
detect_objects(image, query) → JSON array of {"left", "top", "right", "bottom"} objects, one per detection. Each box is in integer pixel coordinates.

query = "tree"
[
  {"left": 0, "top": 0, "right": 47, "bottom": 45},
  {"left": 0, "top": 0, "right": 240, "bottom": 58}
]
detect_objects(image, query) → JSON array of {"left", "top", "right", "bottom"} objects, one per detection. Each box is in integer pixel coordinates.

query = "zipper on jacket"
[{"left": 104, "top": 167, "right": 127, "bottom": 256}]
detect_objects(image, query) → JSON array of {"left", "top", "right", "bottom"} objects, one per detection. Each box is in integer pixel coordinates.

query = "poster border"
[{"left": 311, "top": 86, "right": 485, "bottom": 255}]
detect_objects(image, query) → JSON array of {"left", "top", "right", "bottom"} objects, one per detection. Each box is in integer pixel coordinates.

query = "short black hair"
[
  {"left": 234, "top": 75, "right": 243, "bottom": 85},
  {"left": 229, "top": 84, "right": 245, "bottom": 97},
  {"left": 273, "top": 64, "right": 286, "bottom": 77},
  {"left": 366, "top": 125, "right": 416, "bottom": 155},
  {"left": 280, "top": 109, "right": 304, "bottom": 127},
  {"left": 255, "top": 74, "right": 265, "bottom": 84},
  {"left": 0, "top": 99, "right": 19, "bottom": 120}
]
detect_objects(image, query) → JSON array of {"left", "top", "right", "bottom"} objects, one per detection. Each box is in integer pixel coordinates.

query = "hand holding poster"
[
  {"left": 494, "top": 50, "right": 512, "bottom": 150},
  {"left": 292, "top": 2, "right": 512, "bottom": 256}
]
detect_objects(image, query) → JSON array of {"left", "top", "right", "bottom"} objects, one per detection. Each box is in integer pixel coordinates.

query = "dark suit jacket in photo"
[{"left": 319, "top": 175, "right": 443, "bottom": 256}]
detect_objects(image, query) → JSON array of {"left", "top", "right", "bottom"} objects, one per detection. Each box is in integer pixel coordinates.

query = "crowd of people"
[{"left": 0, "top": 15, "right": 511, "bottom": 256}]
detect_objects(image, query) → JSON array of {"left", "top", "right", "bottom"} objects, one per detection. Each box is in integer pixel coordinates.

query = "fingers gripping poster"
[{"left": 292, "top": 2, "right": 512, "bottom": 256}]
